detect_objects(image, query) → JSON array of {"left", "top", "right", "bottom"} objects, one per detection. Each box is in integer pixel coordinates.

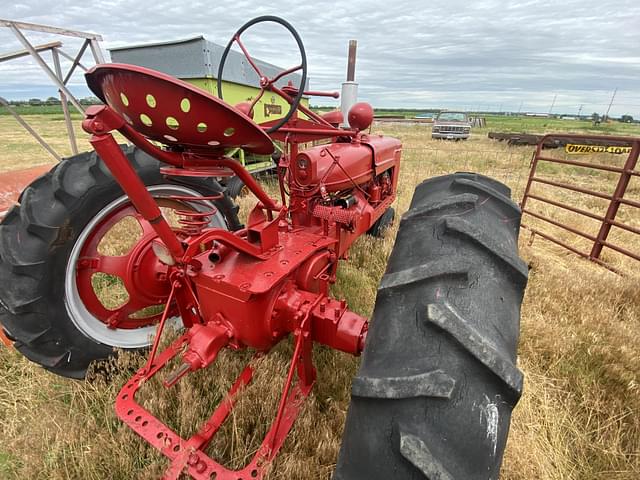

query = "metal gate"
[{"left": 520, "top": 133, "right": 639, "bottom": 273}]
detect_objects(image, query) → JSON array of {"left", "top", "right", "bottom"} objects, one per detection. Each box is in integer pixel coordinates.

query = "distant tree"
[
  {"left": 45, "top": 96, "right": 61, "bottom": 105},
  {"left": 79, "top": 96, "right": 102, "bottom": 105},
  {"left": 620, "top": 114, "right": 634, "bottom": 123},
  {"left": 28, "top": 98, "right": 42, "bottom": 106}
]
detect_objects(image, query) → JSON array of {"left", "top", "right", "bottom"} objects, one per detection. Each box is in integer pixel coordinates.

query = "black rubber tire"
[
  {"left": 334, "top": 172, "right": 528, "bottom": 479},
  {"left": 367, "top": 207, "right": 395, "bottom": 237},
  {"left": 225, "top": 175, "right": 247, "bottom": 199},
  {"left": 0, "top": 146, "right": 241, "bottom": 379}
]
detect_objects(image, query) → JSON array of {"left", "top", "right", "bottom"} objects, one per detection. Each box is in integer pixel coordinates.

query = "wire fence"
[
  {"left": 394, "top": 144, "right": 534, "bottom": 204},
  {"left": 389, "top": 141, "right": 639, "bottom": 274}
]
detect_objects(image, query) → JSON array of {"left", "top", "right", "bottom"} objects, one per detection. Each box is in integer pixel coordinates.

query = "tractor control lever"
[{"left": 281, "top": 83, "right": 339, "bottom": 98}]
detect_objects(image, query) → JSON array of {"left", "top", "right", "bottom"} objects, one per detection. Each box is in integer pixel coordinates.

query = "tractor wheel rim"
[{"left": 65, "top": 185, "right": 227, "bottom": 348}]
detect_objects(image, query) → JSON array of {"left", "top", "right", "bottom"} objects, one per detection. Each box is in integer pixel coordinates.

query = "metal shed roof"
[{"left": 109, "top": 36, "right": 307, "bottom": 90}]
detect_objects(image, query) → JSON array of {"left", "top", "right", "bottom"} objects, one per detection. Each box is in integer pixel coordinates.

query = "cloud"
[{"left": 1, "top": 0, "right": 639, "bottom": 116}]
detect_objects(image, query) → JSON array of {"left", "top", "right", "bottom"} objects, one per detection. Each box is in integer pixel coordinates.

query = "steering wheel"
[{"left": 217, "top": 16, "right": 308, "bottom": 134}]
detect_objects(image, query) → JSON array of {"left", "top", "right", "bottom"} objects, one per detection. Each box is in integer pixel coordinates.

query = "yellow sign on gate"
[{"left": 565, "top": 144, "right": 632, "bottom": 155}]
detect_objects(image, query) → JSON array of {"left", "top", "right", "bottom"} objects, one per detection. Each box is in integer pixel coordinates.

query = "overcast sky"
[{"left": 2, "top": 0, "right": 639, "bottom": 116}]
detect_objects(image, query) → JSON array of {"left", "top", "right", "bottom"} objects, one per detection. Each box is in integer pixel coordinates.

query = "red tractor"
[{"left": 0, "top": 17, "right": 527, "bottom": 479}]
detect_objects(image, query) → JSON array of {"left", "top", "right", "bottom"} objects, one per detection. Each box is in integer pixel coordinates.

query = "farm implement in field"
[{"left": 0, "top": 16, "right": 527, "bottom": 479}]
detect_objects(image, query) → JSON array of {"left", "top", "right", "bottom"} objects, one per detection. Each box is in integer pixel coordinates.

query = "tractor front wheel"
[
  {"left": 0, "top": 146, "right": 240, "bottom": 379},
  {"left": 225, "top": 175, "right": 249, "bottom": 199},
  {"left": 335, "top": 173, "right": 528, "bottom": 479},
  {"left": 367, "top": 207, "right": 395, "bottom": 237}
]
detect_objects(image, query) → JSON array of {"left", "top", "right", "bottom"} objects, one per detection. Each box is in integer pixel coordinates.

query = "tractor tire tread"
[
  {"left": 351, "top": 370, "right": 456, "bottom": 399},
  {"left": 401, "top": 193, "right": 479, "bottom": 222},
  {"left": 399, "top": 431, "right": 455, "bottom": 480},
  {"left": 0, "top": 146, "right": 240, "bottom": 378},
  {"left": 334, "top": 172, "right": 527, "bottom": 480},
  {"left": 425, "top": 303, "right": 523, "bottom": 396},
  {"left": 442, "top": 216, "right": 528, "bottom": 283}
]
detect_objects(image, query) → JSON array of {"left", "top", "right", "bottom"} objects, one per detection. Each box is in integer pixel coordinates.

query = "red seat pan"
[{"left": 85, "top": 63, "right": 275, "bottom": 155}]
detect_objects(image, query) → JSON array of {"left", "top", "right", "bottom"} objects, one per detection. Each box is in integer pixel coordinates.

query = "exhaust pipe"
[{"left": 340, "top": 40, "right": 358, "bottom": 127}]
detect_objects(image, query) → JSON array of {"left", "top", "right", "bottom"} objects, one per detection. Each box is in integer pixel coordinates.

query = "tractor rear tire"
[
  {"left": 334, "top": 172, "right": 528, "bottom": 479},
  {"left": 0, "top": 146, "right": 241, "bottom": 379}
]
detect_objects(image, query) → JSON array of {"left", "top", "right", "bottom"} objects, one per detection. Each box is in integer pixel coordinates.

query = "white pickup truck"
[{"left": 431, "top": 111, "right": 472, "bottom": 140}]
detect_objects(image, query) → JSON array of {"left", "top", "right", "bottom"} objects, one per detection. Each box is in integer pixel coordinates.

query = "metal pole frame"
[
  {"left": 0, "top": 96, "right": 61, "bottom": 160},
  {"left": 0, "top": 18, "right": 105, "bottom": 159}
]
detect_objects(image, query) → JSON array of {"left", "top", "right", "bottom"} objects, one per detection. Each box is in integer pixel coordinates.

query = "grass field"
[{"left": 0, "top": 113, "right": 639, "bottom": 479}]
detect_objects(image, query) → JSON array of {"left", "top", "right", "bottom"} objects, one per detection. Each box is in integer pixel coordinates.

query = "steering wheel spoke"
[
  {"left": 234, "top": 34, "right": 265, "bottom": 78},
  {"left": 249, "top": 88, "right": 266, "bottom": 117},
  {"left": 270, "top": 64, "right": 303, "bottom": 85}
]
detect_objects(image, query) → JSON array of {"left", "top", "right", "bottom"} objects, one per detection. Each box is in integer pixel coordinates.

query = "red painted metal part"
[
  {"left": 85, "top": 63, "right": 274, "bottom": 155},
  {"left": 88, "top": 132, "right": 187, "bottom": 261},
  {"left": 117, "top": 341, "right": 313, "bottom": 480},
  {"left": 79, "top": 27, "right": 400, "bottom": 477},
  {"left": 75, "top": 205, "right": 172, "bottom": 328}
]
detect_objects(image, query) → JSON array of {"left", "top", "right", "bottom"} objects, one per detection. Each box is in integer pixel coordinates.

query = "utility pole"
[
  {"left": 517, "top": 100, "right": 523, "bottom": 115},
  {"left": 577, "top": 104, "right": 583, "bottom": 118},
  {"left": 548, "top": 94, "right": 557, "bottom": 115},
  {"left": 604, "top": 87, "right": 617, "bottom": 121}
]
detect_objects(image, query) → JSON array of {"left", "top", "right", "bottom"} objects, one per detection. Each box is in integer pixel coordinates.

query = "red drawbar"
[{"left": 115, "top": 331, "right": 315, "bottom": 480}]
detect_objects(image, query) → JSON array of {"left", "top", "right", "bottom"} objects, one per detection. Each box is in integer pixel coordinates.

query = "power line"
[
  {"left": 548, "top": 94, "right": 557, "bottom": 114},
  {"left": 604, "top": 87, "right": 617, "bottom": 119}
]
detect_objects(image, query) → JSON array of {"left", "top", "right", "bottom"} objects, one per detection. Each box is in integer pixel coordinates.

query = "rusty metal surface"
[
  {"left": 346, "top": 40, "right": 357, "bottom": 82},
  {"left": 489, "top": 131, "right": 634, "bottom": 148},
  {"left": 520, "top": 133, "right": 640, "bottom": 272}
]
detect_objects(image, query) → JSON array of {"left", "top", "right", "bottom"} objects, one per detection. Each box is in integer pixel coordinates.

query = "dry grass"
[
  {"left": 0, "top": 118, "right": 639, "bottom": 479},
  {"left": 0, "top": 113, "right": 123, "bottom": 172}
]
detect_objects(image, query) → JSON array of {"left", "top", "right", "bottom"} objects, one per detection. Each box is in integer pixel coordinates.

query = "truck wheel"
[
  {"left": 0, "top": 146, "right": 240, "bottom": 379},
  {"left": 335, "top": 172, "right": 528, "bottom": 479}
]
